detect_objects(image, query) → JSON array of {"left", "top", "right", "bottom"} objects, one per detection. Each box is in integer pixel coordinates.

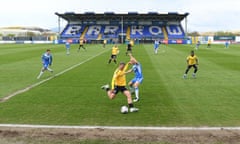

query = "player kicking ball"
[
  {"left": 101, "top": 62, "right": 139, "bottom": 113},
  {"left": 37, "top": 49, "right": 53, "bottom": 79}
]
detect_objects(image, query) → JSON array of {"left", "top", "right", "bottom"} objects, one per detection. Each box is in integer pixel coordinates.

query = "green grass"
[{"left": 0, "top": 43, "right": 239, "bottom": 126}]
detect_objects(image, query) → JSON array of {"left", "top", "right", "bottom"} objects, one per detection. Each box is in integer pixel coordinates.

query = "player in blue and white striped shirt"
[
  {"left": 37, "top": 49, "right": 53, "bottom": 79},
  {"left": 154, "top": 39, "right": 160, "bottom": 54},
  {"left": 65, "top": 41, "right": 70, "bottom": 55},
  {"left": 126, "top": 54, "right": 143, "bottom": 102}
]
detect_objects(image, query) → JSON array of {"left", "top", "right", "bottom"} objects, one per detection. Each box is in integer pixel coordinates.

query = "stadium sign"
[{"left": 214, "top": 36, "right": 235, "bottom": 41}]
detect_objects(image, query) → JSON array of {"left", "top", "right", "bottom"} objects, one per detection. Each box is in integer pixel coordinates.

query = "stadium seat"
[
  {"left": 61, "top": 24, "right": 85, "bottom": 38},
  {"left": 166, "top": 25, "right": 185, "bottom": 39}
]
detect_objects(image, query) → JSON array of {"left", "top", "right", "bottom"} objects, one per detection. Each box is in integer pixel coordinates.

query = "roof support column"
[
  {"left": 185, "top": 16, "right": 188, "bottom": 37},
  {"left": 121, "top": 16, "right": 124, "bottom": 44},
  {"left": 58, "top": 16, "right": 61, "bottom": 34}
]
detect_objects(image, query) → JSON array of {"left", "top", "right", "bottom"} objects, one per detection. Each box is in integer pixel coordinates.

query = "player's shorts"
[
  {"left": 131, "top": 77, "right": 143, "bottom": 84},
  {"left": 113, "top": 86, "right": 128, "bottom": 94},
  {"left": 43, "top": 63, "right": 50, "bottom": 69},
  {"left": 111, "top": 55, "right": 117, "bottom": 59},
  {"left": 66, "top": 46, "right": 70, "bottom": 49},
  {"left": 154, "top": 44, "right": 159, "bottom": 49},
  {"left": 127, "top": 47, "right": 132, "bottom": 51},
  {"left": 187, "top": 64, "right": 197, "bottom": 69},
  {"left": 126, "top": 49, "right": 132, "bottom": 53}
]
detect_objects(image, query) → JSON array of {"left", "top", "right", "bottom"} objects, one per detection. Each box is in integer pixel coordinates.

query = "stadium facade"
[
  {"left": 0, "top": 26, "right": 56, "bottom": 43},
  {"left": 55, "top": 12, "right": 190, "bottom": 44}
]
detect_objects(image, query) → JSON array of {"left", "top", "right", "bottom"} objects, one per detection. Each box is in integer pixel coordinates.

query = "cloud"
[
  {"left": 178, "top": 0, "right": 240, "bottom": 31},
  {"left": 0, "top": 0, "right": 239, "bottom": 32}
]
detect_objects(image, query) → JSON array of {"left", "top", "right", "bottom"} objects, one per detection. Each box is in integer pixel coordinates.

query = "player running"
[
  {"left": 183, "top": 50, "right": 199, "bottom": 79},
  {"left": 126, "top": 54, "right": 143, "bottom": 102},
  {"left": 101, "top": 62, "right": 139, "bottom": 112},
  {"left": 37, "top": 49, "right": 53, "bottom": 79},
  {"left": 154, "top": 39, "right": 160, "bottom": 54},
  {"left": 78, "top": 39, "right": 86, "bottom": 52},
  {"left": 195, "top": 41, "right": 200, "bottom": 50},
  {"left": 225, "top": 41, "right": 230, "bottom": 49},
  {"left": 207, "top": 39, "right": 211, "bottom": 48},
  {"left": 108, "top": 44, "right": 119, "bottom": 64},
  {"left": 65, "top": 41, "right": 70, "bottom": 55},
  {"left": 103, "top": 39, "right": 107, "bottom": 48},
  {"left": 125, "top": 43, "right": 132, "bottom": 56}
]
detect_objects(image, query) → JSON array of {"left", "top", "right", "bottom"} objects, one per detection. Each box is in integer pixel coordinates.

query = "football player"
[
  {"left": 183, "top": 50, "right": 199, "bottom": 79},
  {"left": 37, "top": 49, "right": 53, "bottom": 79}
]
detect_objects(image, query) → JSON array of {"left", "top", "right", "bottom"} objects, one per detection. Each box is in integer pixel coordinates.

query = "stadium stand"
[
  {"left": 55, "top": 12, "right": 189, "bottom": 44},
  {"left": 61, "top": 24, "right": 84, "bottom": 38},
  {"left": 102, "top": 25, "right": 121, "bottom": 39},
  {"left": 166, "top": 24, "right": 185, "bottom": 39},
  {"left": 130, "top": 25, "right": 165, "bottom": 39}
]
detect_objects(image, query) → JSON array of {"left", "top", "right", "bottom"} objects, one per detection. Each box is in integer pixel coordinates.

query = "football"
[{"left": 120, "top": 105, "right": 128, "bottom": 114}]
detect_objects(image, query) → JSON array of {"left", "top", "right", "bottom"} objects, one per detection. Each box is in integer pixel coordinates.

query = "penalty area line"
[
  {"left": 0, "top": 49, "right": 109, "bottom": 103},
  {"left": 0, "top": 124, "right": 240, "bottom": 130}
]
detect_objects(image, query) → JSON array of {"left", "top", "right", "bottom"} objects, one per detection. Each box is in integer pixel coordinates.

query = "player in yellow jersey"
[
  {"left": 183, "top": 50, "right": 199, "bottom": 79},
  {"left": 103, "top": 39, "right": 107, "bottom": 48},
  {"left": 108, "top": 45, "right": 119, "bottom": 64},
  {"left": 125, "top": 43, "right": 132, "bottom": 56},
  {"left": 207, "top": 39, "right": 211, "bottom": 48},
  {"left": 78, "top": 39, "right": 86, "bottom": 52},
  {"left": 130, "top": 39, "right": 134, "bottom": 47},
  {"left": 101, "top": 62, "right": 139, "bottom": 112}
]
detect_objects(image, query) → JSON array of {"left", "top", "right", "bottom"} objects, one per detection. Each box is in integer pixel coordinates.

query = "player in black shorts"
[
  {"left": 125, "top": 43, "right": 132, "bottom": 56},
  {"left": 78, "top": 39, "right": 86, "bottom": 52},
  {"left": 101, "top": 62, "right": 139, "bottom": 112},
  {"left": 113, "top": 86, "right": 128, "bottom": 94}
]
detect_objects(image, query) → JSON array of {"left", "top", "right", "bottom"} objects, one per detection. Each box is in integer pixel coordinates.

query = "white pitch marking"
[
  {"left": 0, "top": 49, "right": 109, "bottom": 103},
  {"left": 0, "top": 124, "right": 240, "bottom": 130}
]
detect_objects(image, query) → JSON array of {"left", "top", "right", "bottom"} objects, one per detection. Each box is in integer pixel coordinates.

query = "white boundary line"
[
  {"left": 0, "top": 124, "right": 240, "bottom": 130},
  {"left": 0, "top": 49, "right": 109, "bottom": 103}
]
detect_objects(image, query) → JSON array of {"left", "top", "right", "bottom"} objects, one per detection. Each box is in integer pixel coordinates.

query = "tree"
[
  {"left": 7, "top": 34, "right": 15, "bottom": 37},
  {"left": 26, "top": 32, "right": 38, "bottom": 37},
  {"left": 214, "top": 31, "right": 234, "bottom": 36},
  {"left": 187, "top": 31, "right": 200, "bottom": 36}
]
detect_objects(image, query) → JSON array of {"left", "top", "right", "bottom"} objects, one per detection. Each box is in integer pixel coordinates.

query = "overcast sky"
[{"left": 0, "top": 0, "right": 239, "bottom": 32}]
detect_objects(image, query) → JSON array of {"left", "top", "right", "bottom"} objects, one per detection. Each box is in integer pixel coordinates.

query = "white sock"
[
  {"left": 37, "top": 71, "right": 44, "bottom": 79},
  {"left": 47, "top": 68, "right": 53, "bottom": 72},
  {"left": 135, "top": 87, "right": 139, "bottom": 99}
]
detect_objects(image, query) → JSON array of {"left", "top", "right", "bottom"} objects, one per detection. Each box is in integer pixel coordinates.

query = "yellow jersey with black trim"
[
  {"left": 80, "top": 40, "right": 84, "bottom": 45},
  {"left": 111, "top": 46, "right": 119, "bottom": 55},
  {"left": 111, "top": 63, "right": 129, "bottom": 89},
  {"left": 130, "top": 40, "right": 134, "bottom": 46},
  {"left": 208, "top": 40, "right": 211, "bottom": 44},
  {"left": 187, "top": 55, "right": 198, "bottom": 65}
]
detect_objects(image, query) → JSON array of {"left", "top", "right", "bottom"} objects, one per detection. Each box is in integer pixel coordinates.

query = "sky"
[{"left": 0, "top": 0, "right": 239, "bottom": 32}]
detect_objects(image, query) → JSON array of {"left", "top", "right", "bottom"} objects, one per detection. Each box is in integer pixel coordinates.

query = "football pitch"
[{"left": 0, "top": 43, "right": 240, "bottom": 127}]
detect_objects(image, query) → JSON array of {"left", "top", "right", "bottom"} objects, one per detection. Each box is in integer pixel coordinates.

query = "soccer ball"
[{"left": 120, "top": 105, "right": 128, "bottom": 114}]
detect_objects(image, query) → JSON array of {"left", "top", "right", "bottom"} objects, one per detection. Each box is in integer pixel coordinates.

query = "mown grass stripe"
[{"left": 0, "top": 48, "right": 109, "bottom": 103}]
